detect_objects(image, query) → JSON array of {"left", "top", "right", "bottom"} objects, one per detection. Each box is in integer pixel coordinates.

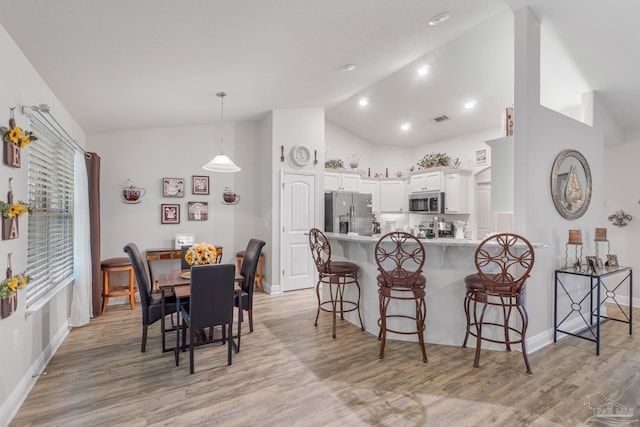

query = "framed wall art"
[
  {"left": 161, "top": 204, "right": 180, "bottom": 224},
  {"left": 192, "top": 175, "right": 209, "bottom": 195},
  {"left": 475, "top": 149, "right": 487, "bottom": 166},
  {"left": 187, "top": 201, "right": 208, "bottom": 221},
  {"left": 163, "top": 177, "right": 184, "bottom": 197}
]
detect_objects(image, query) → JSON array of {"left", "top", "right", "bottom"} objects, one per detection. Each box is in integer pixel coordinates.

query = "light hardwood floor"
[{"left": 10, "top": 289, "right": 640, "bottom": 426}]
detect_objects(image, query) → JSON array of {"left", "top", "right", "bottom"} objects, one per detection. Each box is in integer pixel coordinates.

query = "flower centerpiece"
[
  {"left": 0, "top": 273, "right": 28, "bottom": 318},
  {"left": 184, "top": 242, "right": 218, "bottom": 266},
  {"left": 347, "top": 153, "right": 362, "bottom": 170},
  {"left": 0, "top": 201, "right": 30, "bottom": 218}
]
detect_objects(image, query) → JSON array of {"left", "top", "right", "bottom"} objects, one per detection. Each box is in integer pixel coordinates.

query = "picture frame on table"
[
  {"left": 161, "top": 204, "right": 180, "bottom": 224},
  {"left": 606, "top": 254, "right": 619, "bottom": 268},
  {"left": 475, "top": 149, "right": 487, "bottom": 166},
  {"left": 187, "top": 201, "right": 208, "bottom": 221},
  {"left": 192, "top": 175, "right": 210, "bottom": 195},
  {"left": 163, "top": 177, "right": 185, "bottom": 197},
  {"left": 175, "top": 233, "right": 195, "bottom": 249},
  {"left": 585, "top": 256, "right": 598, "bottom": 273}
]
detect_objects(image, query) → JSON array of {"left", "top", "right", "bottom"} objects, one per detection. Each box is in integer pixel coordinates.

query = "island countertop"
[{"left": 321, "top": 231, "right": 546, "bottom": 349}]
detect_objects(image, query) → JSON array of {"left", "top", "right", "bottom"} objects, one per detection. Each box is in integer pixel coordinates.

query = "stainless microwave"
[{"left": 409, "top": 191, "right": 445, "bottom": 213}]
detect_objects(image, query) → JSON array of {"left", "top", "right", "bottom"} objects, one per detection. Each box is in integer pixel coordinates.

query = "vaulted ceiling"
[{"left": 0, "top": 0, "right": 638, "bottom": 146}]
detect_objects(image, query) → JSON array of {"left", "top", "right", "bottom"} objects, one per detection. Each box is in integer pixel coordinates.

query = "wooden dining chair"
[{"left": 177, "top": 263, "right": 236, "bottom": 374}]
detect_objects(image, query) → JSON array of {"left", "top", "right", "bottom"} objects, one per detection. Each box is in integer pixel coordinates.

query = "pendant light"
[{"left": 202, "top": 91, "right": 241, "bottom": 172}]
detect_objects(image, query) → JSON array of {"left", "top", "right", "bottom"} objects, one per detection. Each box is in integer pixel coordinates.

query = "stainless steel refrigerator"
[{"left": 324, "top": 191, "right": 373, "bottom": 236}]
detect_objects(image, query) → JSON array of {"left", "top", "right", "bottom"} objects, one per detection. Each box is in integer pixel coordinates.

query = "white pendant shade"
[
  {"left": 202, "top": 153, "right": 241, "bottom": 172},
  {"left": 202, "top": 91, "right": 240, "bottom": 173}
]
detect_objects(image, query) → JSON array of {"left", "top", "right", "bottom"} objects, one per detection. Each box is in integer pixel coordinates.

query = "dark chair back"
[
  {"left": 189, "top": 264, "right": 235, "bottom": 330},
  {"left": 180, "top": 245, "right": 191, "bottom": 270},
  {"left": 239, "top": 239, "right": 266, "bottom": 305},
  {"left": 374, "top": 232, "right": 425, "bottom": 288},
  {"left": 123, "top": 243, "right": 151, "bottom": 316}
]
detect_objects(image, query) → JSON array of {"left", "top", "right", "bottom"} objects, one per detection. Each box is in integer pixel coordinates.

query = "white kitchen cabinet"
[
  {"left": 360, "top": 180, "right": 380, "bottom": 213},
  {"left": 444, "top": 169, "right": 471, "bottom": 214},
  {"left": 324, "top": 171, "right": 361, "bottom": 192},
  {"left": 409, "top": 171, "right": 442, "bottom": 193},
  {"left": 380, "top": 180, "right": 406, "bottom": 212}
]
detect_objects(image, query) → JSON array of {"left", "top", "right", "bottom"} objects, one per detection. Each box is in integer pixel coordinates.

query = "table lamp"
[
  {"left": 594, "top": 227, "right": 610, "bottom": 263},
  {"left": 565, "top": 229, "right": 583, "bottom": 268}
]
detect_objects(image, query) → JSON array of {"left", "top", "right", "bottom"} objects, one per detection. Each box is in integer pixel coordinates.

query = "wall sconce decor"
[
  {"left": 608, "top": 210, "right": 632, "bottom": 227},
  {"left": 565, "top": 229, "right": 583, "bottom": 268}
]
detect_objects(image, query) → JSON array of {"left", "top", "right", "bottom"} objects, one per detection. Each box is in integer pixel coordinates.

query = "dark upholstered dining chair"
[
  {"left": 177, "top": 264, "right": 236, "bottom": 374},
  {"left": 462, "top": 233, "right": 535, "bottom": 374},
  {"left": 180, "top": 245, "right": 191, "bottom": 270},
  {"left": 375, "top": 231, "right": 428, "bottom": 362},
  {"left": 234, "top": 239, "right": 266, "bottom": 351},
  {"left": 123, "top": 242, "right": 179, "bottom": 353}
]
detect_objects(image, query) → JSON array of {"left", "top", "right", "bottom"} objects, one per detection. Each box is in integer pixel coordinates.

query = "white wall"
[
  {"left": 512, "top": 8, "right": 629, "bottom": 349},
  {"left": 87, "top": 121, "right": 263, "bottom": 280},
  {"left": 0, "top": 24, "right": 86, "bottom": 422}
]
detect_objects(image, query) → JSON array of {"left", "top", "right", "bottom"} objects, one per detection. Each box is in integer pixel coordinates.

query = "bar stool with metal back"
[
  {"left": 375, "top": 231, "right": 428, "bottom": 362},
  {"left": 462, "top": 233, "right": 535, "bottom": 374},
  {"left": 308, "top": 228, "right": 364, "bottom": 338}
]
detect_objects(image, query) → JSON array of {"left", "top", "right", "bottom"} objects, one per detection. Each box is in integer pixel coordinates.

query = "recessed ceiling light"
[
  {"left": 340, "top": 63, "right": 357, "bottom": 71},
  {"left": 464, "top": 100, "right": 477, "bottom": 109},
  {"left": 358, "top": 97, "right": 369, "bottom": 107},
  {"left": 417, "top": 65, "right": 430, "bottom": 76},
  {"left": 401, "top": 122, "right": 411, "bottom": 131},
  {"left": 429, "top": 12, "right": 451, "bottom": 26}
]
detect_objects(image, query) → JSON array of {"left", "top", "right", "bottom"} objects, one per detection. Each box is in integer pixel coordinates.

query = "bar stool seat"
[
  {"left": 236, "top": 250, "right": 265, "bottom": 292},
  {"left": 101, "top": 257, "right": 136, "bottom": 313}
]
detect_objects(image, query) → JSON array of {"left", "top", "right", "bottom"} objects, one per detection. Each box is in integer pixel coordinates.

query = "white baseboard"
[{"left": 0, "top": 321, "right": 69, "bottom": 427}]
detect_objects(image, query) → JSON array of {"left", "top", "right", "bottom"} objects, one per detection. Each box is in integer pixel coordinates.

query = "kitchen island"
[{"left": 323, "top": 232, "right": 544, "bottom": 348}]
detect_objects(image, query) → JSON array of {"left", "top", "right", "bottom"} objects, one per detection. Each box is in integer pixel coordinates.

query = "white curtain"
[{"left": 69, "top": 150, "right": 92, "bottom": 326}]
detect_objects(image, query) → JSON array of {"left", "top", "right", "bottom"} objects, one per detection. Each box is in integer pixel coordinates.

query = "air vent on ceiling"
[{"left": 431, "top": 115, "right": 449, "bottom": 124}]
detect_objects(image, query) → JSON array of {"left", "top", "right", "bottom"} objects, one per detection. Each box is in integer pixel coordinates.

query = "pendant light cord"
[{"left": 217, "top": 91, "right": 227, "bottom": 154}]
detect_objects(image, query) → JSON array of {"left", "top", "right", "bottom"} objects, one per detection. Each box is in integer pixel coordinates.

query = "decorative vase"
[{"left": 1, "top": 293, "right": 16, "bottom": 318}]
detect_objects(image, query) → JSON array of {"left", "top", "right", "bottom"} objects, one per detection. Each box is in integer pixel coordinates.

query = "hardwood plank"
[{"left": 10, "top": 291, "right": 639, "bottom": 426}]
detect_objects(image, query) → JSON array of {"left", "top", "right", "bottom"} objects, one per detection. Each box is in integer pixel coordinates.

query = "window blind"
[{"left": 26, "top": 114, "right": 75, "bottom": 306}]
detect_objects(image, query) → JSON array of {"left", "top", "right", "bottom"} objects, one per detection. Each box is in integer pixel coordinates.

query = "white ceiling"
[{"left": 0, "top": 0, "right": 639, "bottom": 146}]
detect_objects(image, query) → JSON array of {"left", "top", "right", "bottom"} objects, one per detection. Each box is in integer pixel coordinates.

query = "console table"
[{"left": 554, "top": 265, "right": 632, "bottom": 355}]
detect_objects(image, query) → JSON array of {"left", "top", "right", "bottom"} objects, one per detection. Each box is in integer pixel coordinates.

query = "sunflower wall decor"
[{"left": 1, "top": 107, "right": 37, "bottom": 168}]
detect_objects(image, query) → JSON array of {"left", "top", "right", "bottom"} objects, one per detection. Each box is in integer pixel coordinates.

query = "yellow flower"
[
  {"left": 185, "top": 242, "right": 218, "bottom": 266},
  {"left": 7, "top": 278, "right": 18, "bottom": 293},
  {"left": 19, "top": 135, "right": 31, "bottom": 148},
  {"left": 9, "top": 126, "right": 22, "bottom": 143},
  {"left": 18, "top": 275, "right": 28, "bottom": 288}
]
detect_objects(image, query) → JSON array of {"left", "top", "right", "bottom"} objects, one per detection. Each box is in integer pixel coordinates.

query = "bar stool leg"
[
  {"left": 102, "top": 270, "right": 109, "bottom": 314},
  {"left": 128, "top": 267, "right": 136, "bottom": 309}
]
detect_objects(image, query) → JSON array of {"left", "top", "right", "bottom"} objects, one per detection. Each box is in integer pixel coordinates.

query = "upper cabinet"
[
  {"left": 324, "top": 171, "right": 361, "bottom": 192},
  {"left": 409, "top": 170, "right": 443, "bottom": 193},
  {"left": 444, "top": 169, "right": 471, "bottom": 214},
  {"left": 379, "top": 180, "right": 406, "bottom": 213},
  {"left": 360, "top": 180, "right": 380, "bottom": 213}
]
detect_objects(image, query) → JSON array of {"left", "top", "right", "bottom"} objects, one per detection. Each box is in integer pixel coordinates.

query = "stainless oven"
[{"left": 409, "top": 191, "right": 445, "bottom": 214}]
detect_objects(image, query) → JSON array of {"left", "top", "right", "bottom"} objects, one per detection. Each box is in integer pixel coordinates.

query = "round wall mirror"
[{"left": 550, "top": 149, "right": 592, "bottom": 220}]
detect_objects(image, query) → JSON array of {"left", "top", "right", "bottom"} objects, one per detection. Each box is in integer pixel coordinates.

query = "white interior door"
[{"left": 281, "top": 171, "right": 316, "bottom": 291}]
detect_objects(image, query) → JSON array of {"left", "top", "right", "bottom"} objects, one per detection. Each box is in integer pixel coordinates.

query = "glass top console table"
[{"left": 554, "top": 265, "right": 632, "bottom": 355}]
